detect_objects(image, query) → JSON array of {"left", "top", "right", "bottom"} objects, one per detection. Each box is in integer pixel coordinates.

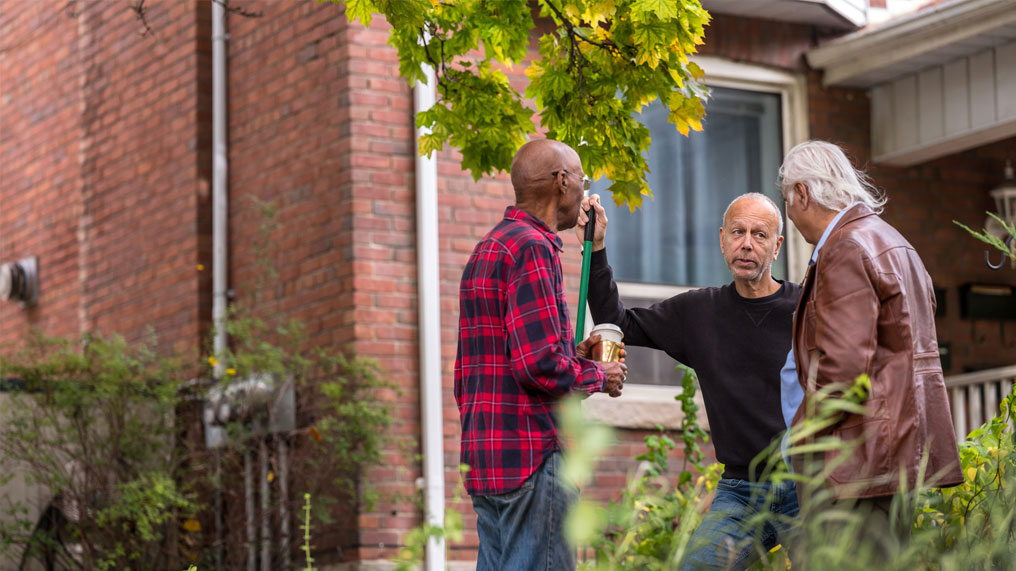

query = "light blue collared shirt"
[{"left": 780, "top": 204, "right": 860, "bottom": 429}]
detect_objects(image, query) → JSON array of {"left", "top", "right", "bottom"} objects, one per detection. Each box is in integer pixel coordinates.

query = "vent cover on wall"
[{"left": 0, "top": 257, "right": 39, "bottom": 307}]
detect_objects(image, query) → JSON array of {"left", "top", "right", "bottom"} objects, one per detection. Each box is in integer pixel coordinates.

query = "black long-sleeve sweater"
[{"left": 587, "top": 248, "right": 801, "bottom": 480}]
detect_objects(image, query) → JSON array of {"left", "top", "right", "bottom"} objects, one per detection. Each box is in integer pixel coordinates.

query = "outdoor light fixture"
[
  {"left": 0, "top": 257, "right": 38, "bottom": 307},
  {"left": 987, "top": 161, "right": 1016, "bottom": 269}
]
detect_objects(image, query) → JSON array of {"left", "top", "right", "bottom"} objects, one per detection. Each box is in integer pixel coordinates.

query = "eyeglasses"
[{"left": 553, "top": 169, "right": 591, "bottom": 192}]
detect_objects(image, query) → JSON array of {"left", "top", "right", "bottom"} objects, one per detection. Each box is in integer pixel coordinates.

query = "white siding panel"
[
  {"left": 970, "top": 49, "right": 997, "bottom": 128},
  {"left": 996, "top": 42, "right": 1016, "bottom": 120},
  {"left": 918, "top": 67, "right": 944, "bottom": 143},
  {"left": 944, "top": 59, "right": 970, "bottom": 136},
  {"left": 893, "top": 75, "right": 919, "bottom": 150},
  {"left": 872, "top": 84, "right": 894, "bottom": 158}
]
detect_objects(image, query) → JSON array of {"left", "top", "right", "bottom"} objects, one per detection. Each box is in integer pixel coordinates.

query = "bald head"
[
  {"left": 719, "top": 192, "right": 786, "bottom": 293},
  {"left": 511, "top": 139, "right": 579, "bottom": 203},
  {"left": 510, "top": 139, "right": 586, "bottom": 231},
  {"left": 723, "top": 193, "right": 783, "bottom": 236}
]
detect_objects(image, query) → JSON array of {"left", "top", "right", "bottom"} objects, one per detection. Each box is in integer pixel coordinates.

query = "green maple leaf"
[{"left": 631, "top": 0, "right": 678, "bottom": 22}]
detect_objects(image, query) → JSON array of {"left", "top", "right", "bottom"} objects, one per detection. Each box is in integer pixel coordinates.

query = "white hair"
[
  {"left": 722, "top": 192, "right": 784, "bottom": 236},
  {"left": 778, "top": 140, "right": 886, "bottom": 214}
]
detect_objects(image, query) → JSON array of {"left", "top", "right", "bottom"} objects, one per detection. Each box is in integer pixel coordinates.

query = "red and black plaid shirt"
[{"left": 455, "top": 206, "right": 605, "bottom": 496}]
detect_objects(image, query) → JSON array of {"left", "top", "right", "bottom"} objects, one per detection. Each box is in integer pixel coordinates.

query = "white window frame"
[{"left": 584, "top": 56, "right": 810, "bottom": 429}]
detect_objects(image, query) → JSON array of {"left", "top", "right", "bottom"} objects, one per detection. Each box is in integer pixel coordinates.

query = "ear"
[
  {"left": 794, "top": 182, "right": 809, "bottom": 210},
  {"left": 773, "top": 235, "right": 784, "bottom": 260},
  {"left": 718, "top": 226, "right": 726, "bottom": 252},
  {"left": 556, "top": 171, "right": 568, "bottom": 195}
]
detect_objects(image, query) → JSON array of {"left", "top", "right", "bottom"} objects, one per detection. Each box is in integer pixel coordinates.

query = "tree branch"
[
  {"left": 540, "top": 0, "right": 623, "bottom": 104},
  {"left": 542, "top": 0, "right": 622, "bottom": 55},
  {"left": 132, "top": 0, "right": 263, "bottom": 38},
  {"left": 129, "top": 0, "right": 154, "bottom": 37},
  {"left": 211, "top": 0, "right": 264, "bottom": 19}
]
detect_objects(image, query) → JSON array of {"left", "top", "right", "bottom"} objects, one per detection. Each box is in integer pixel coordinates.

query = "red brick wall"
[
  {"left": 700, "top": 13, "right": 819, "bottom": 70},
  {"left": 78, "top": 0, "right": 212, "bottom": 353},
  {"left": 0, "top": 0, "right": 83, "bottom": 342},
  {"left": 0, "top": 0, "right": 211, "bottom": 353},
  {"left": 226, "top": 1, "right": 440, "bottom": 562}
]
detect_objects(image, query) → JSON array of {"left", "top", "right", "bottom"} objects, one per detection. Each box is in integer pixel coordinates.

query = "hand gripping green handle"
[{"left": 575, "top": 205, "right": 596, "bottom": 346}]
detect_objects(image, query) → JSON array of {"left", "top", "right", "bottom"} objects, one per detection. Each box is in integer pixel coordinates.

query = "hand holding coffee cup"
[
  {"left": 601, "top": 361, "right": 626, "bottom": 398},
  {"left": 589, "top": 323, "right": 624, "bottom": 363},
  {"left": 576, "top": 333, "right": 625, "bottom": 362},
  {"left": 580, "top": 323, "right": 626, "bottom": 398}
]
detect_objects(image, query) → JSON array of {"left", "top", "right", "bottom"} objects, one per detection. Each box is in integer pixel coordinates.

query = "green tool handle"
[{"left": 575, "top": 206, "right": 596, "bottom": 346}]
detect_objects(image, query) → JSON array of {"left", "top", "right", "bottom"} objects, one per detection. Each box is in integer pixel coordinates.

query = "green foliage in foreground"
[
  {"left": 566, "top": 376, "right": 1016, "bottom": 570},
  {"left": 337, "top": 0, "right": 711, "bottom": 209},
  {"left": 392, "top": 464, "right": 468, "bottom": 571},
  {"left": 564, "top": 364, "right": 725, "bottom": 568},
  {"left": 394, "top": 369, "right": 1016, "bottom": 569},
  {"left": 913, "top": 393, "right": 1016, "bottom": 569}
]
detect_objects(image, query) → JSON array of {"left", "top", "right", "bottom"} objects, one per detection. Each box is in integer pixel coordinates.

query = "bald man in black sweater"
[{"left": 577, "top": 192, "right": 800, "bottom": 570}]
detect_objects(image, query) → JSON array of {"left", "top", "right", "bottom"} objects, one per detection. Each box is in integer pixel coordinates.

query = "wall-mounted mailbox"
[{"left": 960, "top": 283, "right": 1016, "bottom": 320}]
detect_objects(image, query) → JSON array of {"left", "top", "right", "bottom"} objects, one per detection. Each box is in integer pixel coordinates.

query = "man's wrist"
[
  {"left": 590, "top": 360, "right": 607, "bottom": 391},
  {"left": 592, "top": 240, "right": 605, "bottom": 251}
]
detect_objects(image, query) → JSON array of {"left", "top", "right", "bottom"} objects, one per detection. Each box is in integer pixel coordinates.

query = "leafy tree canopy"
[{"left": 339, "top": 0, "right": 710, "bottom": 209}]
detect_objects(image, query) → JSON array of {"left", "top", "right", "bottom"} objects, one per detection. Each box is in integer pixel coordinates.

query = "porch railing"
[{"left": 945, "top": 365, "right": 1016, "bottom": 442}]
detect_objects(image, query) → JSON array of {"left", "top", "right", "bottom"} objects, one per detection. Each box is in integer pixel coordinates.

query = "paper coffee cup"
[{"left": 590, "top": 323, "right": 623, "bottom": 362}]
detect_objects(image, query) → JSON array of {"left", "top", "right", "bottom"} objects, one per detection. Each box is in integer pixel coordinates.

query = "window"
[
  {"left": 597, "top": 86, "right": 786, "bottom": 287},
  {"left": 582, "top": 58, "right": 809, "bottom": 404},
  {"left": 590, "top": 86, "right": 785, "bottom": 386}
]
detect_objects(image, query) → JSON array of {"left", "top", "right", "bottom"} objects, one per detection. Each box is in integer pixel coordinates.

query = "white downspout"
[
  {"left": 414, "top": 64, "right": 445, "bottom": 571},
  {"left": 211, "top": 3, "right": 229, "bottom": 570},
  {"left": 211, "top": 0, "right": 228, "bottom": 372}
]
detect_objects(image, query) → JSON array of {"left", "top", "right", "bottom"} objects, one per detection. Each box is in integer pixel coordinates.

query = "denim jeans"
[
  {"left": 681, "top": 478, "right": 799, "bottom": 570},
  {"left": 471, "top": 451, "right": 577, "bottom": 571}
]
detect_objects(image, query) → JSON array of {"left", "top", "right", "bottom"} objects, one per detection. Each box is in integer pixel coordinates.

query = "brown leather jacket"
[{"left": 792, "top": 204, "right": 963, "bottom": 498}]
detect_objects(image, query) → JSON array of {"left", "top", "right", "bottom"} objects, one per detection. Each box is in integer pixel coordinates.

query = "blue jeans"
[
  {"left": 681, "top": 478, "right": 799, "bottom": 570},
  {"left": 471, "top": 451, "right": 577, "bottom": 571}
]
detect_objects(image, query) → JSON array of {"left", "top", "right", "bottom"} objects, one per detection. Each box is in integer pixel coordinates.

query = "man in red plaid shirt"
[{"left": 455, "top": 139, "right": 627, "bottom": 570}]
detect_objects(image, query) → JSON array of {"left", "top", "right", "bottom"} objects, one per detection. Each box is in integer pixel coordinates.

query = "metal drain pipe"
[
  {"left": 413, "top": 59, "right": 445, "bottom": 571},
  {"left": 211, "top": 1, "right": 230, "bottom": 569}
]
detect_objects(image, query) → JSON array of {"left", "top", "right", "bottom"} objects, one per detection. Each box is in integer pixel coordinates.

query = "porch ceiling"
[
  {"left": 806, "top": 0, "right": 1016, "bottom": 166},
  {"left": 807, "top": 0, "right": 1016, "bottom": 88}
]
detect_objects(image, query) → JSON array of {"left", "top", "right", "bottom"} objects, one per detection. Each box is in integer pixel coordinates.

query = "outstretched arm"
[{"left": 579, "top": 195, "right": 689, "bottom": 361}]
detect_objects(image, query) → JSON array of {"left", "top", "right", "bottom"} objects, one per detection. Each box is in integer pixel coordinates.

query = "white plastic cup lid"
[{"left": 590, "top": 323, "right": 623, "bottom": 343}]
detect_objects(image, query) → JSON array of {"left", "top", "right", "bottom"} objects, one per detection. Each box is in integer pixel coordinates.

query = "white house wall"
[{"left": 872, "top": 40, "right": 1016, "bottom": 166}]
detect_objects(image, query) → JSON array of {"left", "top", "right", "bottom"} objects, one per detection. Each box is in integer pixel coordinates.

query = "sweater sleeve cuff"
[{"left": 590, "top": 248, "right": 608, "bottom": 269}]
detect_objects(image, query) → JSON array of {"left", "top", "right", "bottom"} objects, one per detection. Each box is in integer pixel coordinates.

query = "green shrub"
[
  {"left": 0, "top": 331, "right": 194, "bottom": 570},
  {"left": 910, "top": 391, "right": 1016, "bottom": 569},
  {"left": 566, "top": 365, "right": 725, "bottom": 570},
  {"left": 566, "top": 373, "right": 1016, "bottom": 570}
]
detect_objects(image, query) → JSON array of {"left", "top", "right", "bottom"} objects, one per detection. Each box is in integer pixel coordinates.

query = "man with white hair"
[
  {"left": 778, "top": 140, "right": 962, "bottom": 551},
  {"left": 579, "top": 192, "right": 800, "bottom": 570}
]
